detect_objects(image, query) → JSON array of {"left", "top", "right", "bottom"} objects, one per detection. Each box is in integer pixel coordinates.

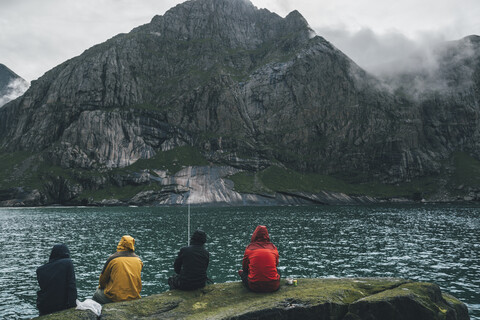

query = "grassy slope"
[
  {"left": 0, "top": 146, "right": 208, "bottom": 202},
  {"left": 450, "top": 152, "right": 480, "bottom": 190},
  {"left": 229, "top": 151, "right": 480, "bottom": 200},
  {"left": 80, "top": 146, "right": 209, "bottom": 201},
  {"left": 229, "top": 166, "right": 438, "bottom": 199},
  {"left": 1, "top": 149, "right": 479, "bottom": 202}
]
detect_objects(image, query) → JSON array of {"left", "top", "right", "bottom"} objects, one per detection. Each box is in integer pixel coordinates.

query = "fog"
[
  {"left": 0, "top": 78, "right": 30, "bottom": 107},
  {"left": 315, "top": 26, "right": 479, "bottom": 98},
  {"left": 318, "top": 27, "right": 448, "bottom": 76}
]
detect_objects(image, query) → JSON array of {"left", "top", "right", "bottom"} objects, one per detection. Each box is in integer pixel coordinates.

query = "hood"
[
  {"left": 250, "top": 225, "right": 270, "bottom": 243},
  {"left": 49, "top": 244, "right": 71, "bottom": 262},
  {"left": 117, "top": 235, "right": 135, "bottom": 252},
  {"left": 190, "top": 230, "right": 207, "bottom": 245}
]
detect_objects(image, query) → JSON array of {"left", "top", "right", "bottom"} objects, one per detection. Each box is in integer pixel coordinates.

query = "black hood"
[
  {"left": 49, "top": 244, "right": 71, "bottom": 262},
  {"left": 191, "top": 230, "right": 207, "bottom": 245}
]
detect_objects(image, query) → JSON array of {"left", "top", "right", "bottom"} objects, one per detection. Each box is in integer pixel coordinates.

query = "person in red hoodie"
[{"left": 238, "top": 225, "right": 280, "bottom": 292}]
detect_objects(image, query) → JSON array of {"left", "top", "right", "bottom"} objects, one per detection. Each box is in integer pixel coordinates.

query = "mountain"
[
  {"left": 0, "top": 64, "right": 29, "bottom": 107},
  {"left": 0, "top": 0, "right": 479, "bottom": 206},
  {"left": 394, "top": 35, "right": 480, "bottom": 160}
]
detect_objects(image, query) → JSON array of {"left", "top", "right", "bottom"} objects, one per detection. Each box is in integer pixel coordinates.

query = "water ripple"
[{"left": 0, "top": 204, "right": 478, "bottom": 319}]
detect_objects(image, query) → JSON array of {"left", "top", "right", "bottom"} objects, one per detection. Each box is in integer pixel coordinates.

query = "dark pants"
[
  {"left": 168, "top": 274, "right": 181, "bottom": 290},
  {"left": 240, "top": 270, "right": 250, "bottom": 288},
  {"left": 92, "top": 288, "right": 113, "bottom": 304},
  {"left": 168, "top": 274, "right": 206, "bottom": 291},
  {"left": 239, "top": 270, "right": 281, "bottom": 292}
]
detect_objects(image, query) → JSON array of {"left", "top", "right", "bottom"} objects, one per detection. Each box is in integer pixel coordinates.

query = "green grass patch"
[
  {"left": 230, "top": 165, "right": 440, "bottom": 199},
  {"left": 0, "top": 152, "right": 35, "bottom": 188},
  {"left": 79, "top": 184, "right": 162, "bottom": 202},
  {"left": 228, "top": 172, "right": 272, "bottom": 195},
  {"left": 353, "top": 177, "right": 439, "bottom": 199},
  {"left": 450, "top": 151, "right": 480, "bottom": 188},
  {"left": 118, "top": 146, "right": 209, "bottom": 175},
  {"left": 0, "top": 151, "right": 102, "bottom": 190},
  {"left": 259, "top": 166, "right": 350, "bottom": 193},
  {"left": 0, "top": 152, "right": 71, "bottom": 190}
]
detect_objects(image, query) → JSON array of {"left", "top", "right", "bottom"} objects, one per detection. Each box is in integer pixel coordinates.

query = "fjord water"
[{"left": 0, "top": 205, "right": 479, "bottom": 319}]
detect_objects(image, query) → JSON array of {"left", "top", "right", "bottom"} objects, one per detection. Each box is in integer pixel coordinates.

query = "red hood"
[{"left": 251, "top": 225, "right": 270, "bottom": 243}]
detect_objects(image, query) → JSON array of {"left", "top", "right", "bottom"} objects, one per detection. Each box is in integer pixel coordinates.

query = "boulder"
[{"left": 33, "top": 278, "right": 469, "bottom": 320}]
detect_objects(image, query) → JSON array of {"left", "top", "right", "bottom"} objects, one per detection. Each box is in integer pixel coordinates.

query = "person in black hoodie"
[
  {"left": 36, "top": 244, "right": 77, "bottom": 316},
  {"left": 168, "top": 230, "right": 210, "bottom": 290}
]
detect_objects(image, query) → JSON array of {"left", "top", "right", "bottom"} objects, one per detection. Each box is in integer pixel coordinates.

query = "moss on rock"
[
  {"left": 33, "top": 278, "right": 469, "bottom": 320},
  {"left": 34, "top": 308, "right": 97, "bottom": 320},
  {"left": 345, "top": 281, "right": 469, "bottom": 320}
]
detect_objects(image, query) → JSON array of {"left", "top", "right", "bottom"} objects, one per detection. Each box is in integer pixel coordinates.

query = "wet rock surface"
[{"left": 33, "top": 278, "right": 469, "bottom": 320}]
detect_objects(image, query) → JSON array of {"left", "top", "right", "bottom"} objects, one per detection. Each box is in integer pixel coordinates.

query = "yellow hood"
[{"left": 117, "top": 235, "right": 135, "bottom": 252}]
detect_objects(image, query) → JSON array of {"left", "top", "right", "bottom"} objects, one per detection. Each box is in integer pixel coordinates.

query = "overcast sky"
[{"left": 1, "top": 0, "right": 479, "bottom": 82}]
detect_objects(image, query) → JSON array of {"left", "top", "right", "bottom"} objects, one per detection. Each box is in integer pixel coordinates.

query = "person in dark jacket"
[
  {"left": 238, "top": 225, "right": 280, "bottom": 292},
  {"left": 36, "top": 244, "right": 77, "bottom": 316},
  {"left": 168, "top": 230, "right": 210, "bottom": 290}
]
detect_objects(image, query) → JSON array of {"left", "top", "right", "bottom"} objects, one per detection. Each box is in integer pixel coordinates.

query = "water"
[{"left": 0, "top": 204, "right": 479, "bottom": 319}]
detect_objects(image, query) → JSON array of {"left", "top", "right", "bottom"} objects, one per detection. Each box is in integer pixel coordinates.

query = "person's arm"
[
  {"left": 99, "top": 260, "right": 113, "bottom": 289},
  {"left": 137, "top": 258, "right": 143, "bottom": 293},
  {"left": 242, "top": 250, "right": 249, "bottom": 274},
  {"left": 174, "top": 248, "right": 184, "bottom": 274},
  {"left": 66, "top": 260, "right": 77, "bottom": 308},
  {"left": 36, "top": 268, "right": 46, "bottom": 312}
]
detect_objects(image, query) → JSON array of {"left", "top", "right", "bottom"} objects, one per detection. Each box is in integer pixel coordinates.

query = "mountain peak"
[
  {"left": 0, "top": 63, "right": 21, "bottom": 88},
  {"left": 460, "top": 34, "right": 480, "bottom": 48},
  {"left": 146, "top": 0, "right": 312, "bottom": 48},
  {"left": 0, "top": 64, "right": 29, "bottom": 107},
  {"left": 462, "top": 34, "right": 480, "bottom": 42}
]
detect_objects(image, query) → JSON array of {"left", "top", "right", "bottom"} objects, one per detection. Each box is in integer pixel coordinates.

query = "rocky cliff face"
[
  {"left": 383, "top": 35, "right": 480, "bottom": 161},
  {"left": 0, "top": 0, "right": 479, "bottom": 205}
]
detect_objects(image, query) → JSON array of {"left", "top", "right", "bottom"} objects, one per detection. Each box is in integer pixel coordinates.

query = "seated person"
[
  {"left": 36, "top": 244, "right": 77, "bottom": 316},
  {"left": 93, "top": 235, "right": 143, "bottom": 304},
  {"left": 239, "top": 225, "right": 280, "bottom": 292},
  {"left": 168, "top": 230, "right": 210, "bottom": 290}
]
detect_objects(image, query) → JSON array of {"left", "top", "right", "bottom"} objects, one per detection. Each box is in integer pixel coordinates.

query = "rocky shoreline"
[
  {"left": 1, "top": 164, "right": 479, "bottom": 207},
  {"left": 2, "top": 186, "right": 479, "bottom": 208},
  {"left": 1, "top": 187, "right": 479, "bottom": 208},
  {"left": 33, "top": 278, "right": 470, "bottom": 320}
]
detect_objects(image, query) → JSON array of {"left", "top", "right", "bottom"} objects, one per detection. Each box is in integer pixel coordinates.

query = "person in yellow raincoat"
[{"left": 93, "top": 235, "right": 143, "bottom": 304}]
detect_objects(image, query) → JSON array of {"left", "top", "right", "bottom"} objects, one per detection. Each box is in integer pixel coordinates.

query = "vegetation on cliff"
[
  {"left": 0, "top": 0, "right": 479, "bottom": 206},
  {"left": 0, "top": 148, "right": 479, "bottom": 206}
]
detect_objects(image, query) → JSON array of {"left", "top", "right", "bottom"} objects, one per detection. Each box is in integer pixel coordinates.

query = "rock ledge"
[{"left": 34, "top": 278, "right": 469, "bottom": 320}]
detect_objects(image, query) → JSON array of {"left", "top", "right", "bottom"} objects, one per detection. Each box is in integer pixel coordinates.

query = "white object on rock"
[{"left": 76, "top": 299, "right": 102, "bottom": 316}]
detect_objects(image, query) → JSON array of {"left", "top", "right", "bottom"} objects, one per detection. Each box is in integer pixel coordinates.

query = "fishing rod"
[{"left": 187, "top": 202, "right": 190, "bottom": 246}]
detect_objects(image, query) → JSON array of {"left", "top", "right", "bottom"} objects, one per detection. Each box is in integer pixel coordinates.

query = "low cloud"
[
  {"left": 0, "top": 78, "right": 30, "bottom": 107},
  {"left": 316, "top": 26, "right": 448, "bottom": 77},
  {"left": 315, "top": 26, "right": 479, "bottom": 98}
]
